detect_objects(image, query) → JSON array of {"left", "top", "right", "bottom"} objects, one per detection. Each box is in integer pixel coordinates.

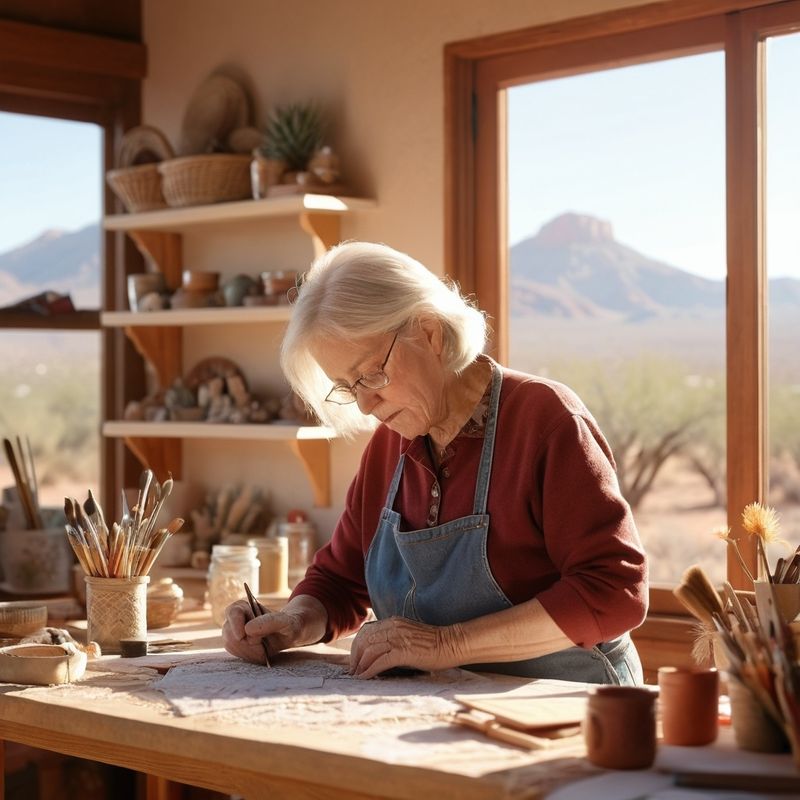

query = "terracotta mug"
[
  {"left": 658, "top": 666, "right": 719, "bottom": 746},
  {"left": 583, "top": 686, "right": 657, "bottom": 770}
]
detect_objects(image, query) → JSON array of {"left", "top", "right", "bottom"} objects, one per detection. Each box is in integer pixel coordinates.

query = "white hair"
[{"left": 281, "top": 241, "right": 488, "bottom": 436}]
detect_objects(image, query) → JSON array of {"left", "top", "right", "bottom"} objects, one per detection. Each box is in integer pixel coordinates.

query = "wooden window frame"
[
  {"left": 0, "top": 18, "right": 146, "bottom": 514},
  {"left": 444, "top": 0, "right": 800, "bottom": 618}
]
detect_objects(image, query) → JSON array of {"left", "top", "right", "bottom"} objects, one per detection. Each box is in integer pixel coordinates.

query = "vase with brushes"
[
  {"left": 64, "top": 469, "right": 184, "bottom": 653},
  {"left": 673, "top": 504, "right": 800, "bottom": 760}
]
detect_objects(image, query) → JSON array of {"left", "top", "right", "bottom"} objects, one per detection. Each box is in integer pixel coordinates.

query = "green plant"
[{"left": 261, "top": 103, "right": 325, "bottom": 171}]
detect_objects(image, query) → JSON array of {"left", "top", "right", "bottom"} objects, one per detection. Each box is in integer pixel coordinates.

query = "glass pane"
[
  {"left": 0, "top": 112, "right": 102, "bottom": 309},
  {"left": 507, "top": 53, "right": 727, "bottom": 584},
  {"left": 0, "top": 112, "right": 101, "bottom": 531},
  {"left": 765, "top": 32, "right": 800, "bottom": 574}
]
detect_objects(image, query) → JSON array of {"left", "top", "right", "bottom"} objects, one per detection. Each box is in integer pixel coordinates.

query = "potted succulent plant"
[{"left": 251, "top": 103, "right": 327, "bottom": 197}]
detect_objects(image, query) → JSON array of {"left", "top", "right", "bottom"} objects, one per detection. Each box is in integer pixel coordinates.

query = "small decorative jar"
[
  {"left": 207, "top": 544, "right": 259, "bottom": 627},
  {"left": 278, "top": 513, "right": 316, "bottom": 589}
]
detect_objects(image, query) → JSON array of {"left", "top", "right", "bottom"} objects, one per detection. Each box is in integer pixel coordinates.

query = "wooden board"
[{"left": 455, "top": 691, "right": 587, "bottom": 731}]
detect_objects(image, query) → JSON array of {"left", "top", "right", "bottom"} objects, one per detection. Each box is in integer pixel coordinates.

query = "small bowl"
[
  {"left": 182, "top": 270, "right": 219, "bottom": 292},
  {"left": 0, "top": 643, "right": 87, "bottom": 685},
  {"left": 0, "top": 602, "right": 48, "bottom": 638}
]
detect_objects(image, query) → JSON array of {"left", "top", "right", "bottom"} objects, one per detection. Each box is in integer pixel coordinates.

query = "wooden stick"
[
  {"left": 3, "top": 437, "right": 40, "bottom": 529},
  {"left": 452, "top": 711, "right": 565, "bottom": 750}
]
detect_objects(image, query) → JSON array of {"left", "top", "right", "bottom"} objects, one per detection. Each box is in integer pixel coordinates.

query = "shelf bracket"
[
  {"left": 299, "top": 212, "right": 341, "bottom": 257},
  {"left": 123, "top": 436, "right": 182, "bottom": 482},
  {"left": 129, "top": 230, "right": 183, "bottom": 290},
  {"left": 124, "top": 325, "right": 182, "bottom": 388},
  {"left": 288, "top": 439, "right": 331, "bottom": 507}
]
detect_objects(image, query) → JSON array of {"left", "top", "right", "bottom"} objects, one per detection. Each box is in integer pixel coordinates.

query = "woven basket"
[
  {"left": 158, "top": 154, "right": 252, "bottom": 207},
  {"left": 106, "top": 163, "right": 167, "bottom": 213}
]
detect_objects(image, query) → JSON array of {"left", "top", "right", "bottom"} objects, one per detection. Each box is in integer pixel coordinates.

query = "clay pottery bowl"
[
  {"left": 182, "top": 270, "right": 219, "bottom": 292},
  {"left": 0, "top": 602, "right": 48, "bottom": 638}
]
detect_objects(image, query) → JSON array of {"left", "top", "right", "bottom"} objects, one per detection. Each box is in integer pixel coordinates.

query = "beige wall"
[
  {"left": 141, "top": 0, "right": 648, "bottom": 536},
  {"left": 144, "top": 0, "right": 646, "bottom": 273}
]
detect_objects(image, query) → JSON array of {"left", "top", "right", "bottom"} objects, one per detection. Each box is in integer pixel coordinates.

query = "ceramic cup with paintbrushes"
[{"left": 65, "top": 470, "right": 185, "bottom": 653}]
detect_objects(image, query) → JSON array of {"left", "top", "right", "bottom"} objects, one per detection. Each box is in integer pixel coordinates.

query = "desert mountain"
[
  {"left": 0, "top": 223, "right": 101, "bottom": 308},
  {"left": 510, "top": 212, "right": 726, "bottom": 320}
]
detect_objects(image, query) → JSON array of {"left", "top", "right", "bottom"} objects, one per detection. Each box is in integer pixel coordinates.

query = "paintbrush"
[
  {"left": 3, "top": 437, "right": 42, "bottom": 529},
  {"left": 243, "top": 581, "right": 271, "bottom": 666}
]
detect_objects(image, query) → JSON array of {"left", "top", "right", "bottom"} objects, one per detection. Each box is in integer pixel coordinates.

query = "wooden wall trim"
[
  {"left": 0, "top": 18, "right": 146, "bottom": 80},
  {"left": 444, "top": 0, "right": 783, "bottom": 59}
]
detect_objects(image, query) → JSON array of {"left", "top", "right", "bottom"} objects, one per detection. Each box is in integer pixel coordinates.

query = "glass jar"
[
  {"left": 207, "top": 544, "right": 260, "bottom": 627},
  {"left": 247, "top": 536, "right": 289, "bottom": 595},
  {"left": 279, "top": 520, "right": 317, "bottom": 589}
]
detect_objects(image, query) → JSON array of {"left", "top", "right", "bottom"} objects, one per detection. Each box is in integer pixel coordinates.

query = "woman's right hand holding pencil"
[{"left": 222, "top": 594, "right": 328, "bottom": 665}]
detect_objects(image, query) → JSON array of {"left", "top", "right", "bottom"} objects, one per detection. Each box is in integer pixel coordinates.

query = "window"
[
  {"left": 0, "top": 16, "right": 145, "bottom": 514},
  {"left": 445, "top": 1, "right": 800, "bottom": 594},
  {"left": 0, "top": 112, "right": 102, "bottom": 512},
  {"left": 506, "top": 55, "right": 727, "bottom": 584},
  {"left": 765, "top": 31, "right": 800, "bottom": 561}
]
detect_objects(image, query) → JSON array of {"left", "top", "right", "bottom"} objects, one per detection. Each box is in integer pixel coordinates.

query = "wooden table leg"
[
  {"left": 1, "top": 739, "right": 5, "bottom": 800},
  {"left": 145, "top": 774, "right": 183, "bottom": 800}
]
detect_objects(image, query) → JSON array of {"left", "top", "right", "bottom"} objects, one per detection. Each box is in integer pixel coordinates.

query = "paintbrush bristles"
[{"left": 66, "top": 472, "right": 182, "bottom": 579}]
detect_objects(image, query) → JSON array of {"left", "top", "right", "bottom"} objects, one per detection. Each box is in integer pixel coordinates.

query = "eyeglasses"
[{"left": 324, "top": 331, "right": 400, "bottom": 405}]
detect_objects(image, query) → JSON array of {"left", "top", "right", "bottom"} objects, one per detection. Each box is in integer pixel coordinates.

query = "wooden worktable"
[{"left": 1, "top": 612, "right": 798, "bottom": 800}]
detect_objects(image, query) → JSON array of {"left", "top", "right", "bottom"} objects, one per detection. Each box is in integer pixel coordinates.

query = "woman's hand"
[
  {"left": 222, "top": 594, "right": 328, "bottom": 665},
  {"left": 349, "top": 617, "right": 465, "bottom": 679},
  {"left": 221, "top": 600, "right": 302, "bottom": 664}
]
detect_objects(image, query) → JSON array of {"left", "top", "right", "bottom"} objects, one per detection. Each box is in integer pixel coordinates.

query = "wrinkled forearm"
[{"left": 446, "top": 598, "right": 575, "bottom": 665}]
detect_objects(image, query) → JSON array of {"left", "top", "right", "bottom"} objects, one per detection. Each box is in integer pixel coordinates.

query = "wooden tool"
[
  {"left": 243, "top": 582, "right": 271, "bottom": 667},
  {"left": 3, "top": 437, "right": 42, "bottom": 529},
  {"left": 452, "top": 710, "right": 580, "bottom": 750}
]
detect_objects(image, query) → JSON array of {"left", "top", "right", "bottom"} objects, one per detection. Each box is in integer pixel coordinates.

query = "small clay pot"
[
  {"left": 658, "top": 666, "right": 719, "bottom": 746},
  {"left": 583, "top": 685, "right": 657, "bottom": 770},
  {"left": 181, "top": 270, "right": 219, "bottom": 292}
]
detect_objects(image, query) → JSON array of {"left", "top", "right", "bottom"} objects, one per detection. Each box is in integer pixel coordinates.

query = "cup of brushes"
[{"left": 64, "top": 470, "right": 184, "bottom": 654}]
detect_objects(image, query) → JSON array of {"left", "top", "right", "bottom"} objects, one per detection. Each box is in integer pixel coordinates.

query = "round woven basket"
[
  {"left": 158, "top": 154, "right": 251, "bottom": 207},
  {"left": 106, "top": 163, "right": 167, "bottom": 212}
]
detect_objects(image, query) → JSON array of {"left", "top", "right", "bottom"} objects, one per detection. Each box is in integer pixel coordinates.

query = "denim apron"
[{"left": 364, "top": 363, "right": 643, "bottom": 685}]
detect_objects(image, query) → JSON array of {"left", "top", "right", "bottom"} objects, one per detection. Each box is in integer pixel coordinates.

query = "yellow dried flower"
[
  {"left": 741, "top": 502, "right": 781, "bottom": 544},
  {"left": 712, "top": 525, "right": 733, "bottom": 543}
]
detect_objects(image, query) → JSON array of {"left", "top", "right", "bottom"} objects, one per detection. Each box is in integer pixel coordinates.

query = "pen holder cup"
[
  {"left": 728, "top": 677, "right": 790, "bottom": 754},
  {"left": 85, "top": 575, "right": 149, "bottom": 654},
  {"left": 583, "top": 686, "right": 657, "bottom": 770},
  {"left": 0, "top": 528, "right": 73, "bottom": 594},
  {"left": 754, "top": 580, "right": 800, "bottom": 628}
]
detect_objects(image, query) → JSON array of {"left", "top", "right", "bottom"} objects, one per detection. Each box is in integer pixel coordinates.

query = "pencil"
[{"left": 243, "top": 582, "right": 271, "bottom": 667}]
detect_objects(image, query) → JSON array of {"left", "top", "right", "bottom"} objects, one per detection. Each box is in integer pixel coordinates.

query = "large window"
[
  {"left": 765, "top": 31, "right": 800, "bottom": 561},
  {"left": 0, "top": 112, "right": 102, "bottom": 513},
  {"left": 446, "top": 1, "right": 800, "bottom": 593},
  {"left": 506, "top": 55, "right": 727, "bottom": 583}
]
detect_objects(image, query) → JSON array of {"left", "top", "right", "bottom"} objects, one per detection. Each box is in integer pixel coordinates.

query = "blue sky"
[
  {"left": 508, "top": 34, "right": 800, "bottom": 279},
  {"left": 1, "top": 32, "right": 798, "bottom": 279},
  {"left": 0, "top": 113, "right": 102, "bottom": 253}
]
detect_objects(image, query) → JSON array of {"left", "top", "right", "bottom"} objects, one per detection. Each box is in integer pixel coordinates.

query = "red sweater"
[{"left": 293, "top": 366, "right": 648, "bottom": 647}]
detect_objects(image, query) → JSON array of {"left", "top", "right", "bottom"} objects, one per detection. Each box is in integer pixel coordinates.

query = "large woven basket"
[
  {"left": 106, "top": 163, "right": 167, "bottom": 212},
  {"left": 158, "top": 154, "right": 252, "bottom": 207}
]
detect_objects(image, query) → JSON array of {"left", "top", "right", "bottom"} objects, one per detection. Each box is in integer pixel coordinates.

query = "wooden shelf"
[
  {"left": 103, "top": 421, "right": 334, "bottom": 440},
  {"left": 103, "top": 193, "right": 372, "bottom": 508},
  {"left": 102, "top": 306, "right": 292, "bottom": 327},
  {"left": 104, "top": 194, "right": 377, "bottom": 233},
  {"left": 103, "top": 421, "right": 334, "bottom": 507},
  {"left": 0, "top": 310, "right": 100, "bottom": 330}
]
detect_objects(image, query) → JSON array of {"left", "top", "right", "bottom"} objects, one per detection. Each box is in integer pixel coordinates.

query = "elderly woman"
[{"left": 223, "top": 242, "right": 648, "bottom": 683}]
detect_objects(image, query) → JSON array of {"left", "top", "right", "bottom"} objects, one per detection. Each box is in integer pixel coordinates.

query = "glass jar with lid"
[
  {"left": 207, "top": 544, "right": 260, "bottom": 627},
  {"left": 277, "top": 511, "right": 317, "bottom": 589}
]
